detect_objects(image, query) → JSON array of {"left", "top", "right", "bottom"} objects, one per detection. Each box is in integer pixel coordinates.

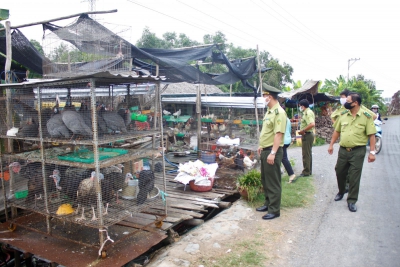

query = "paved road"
[{"left": 288, "top": 116, "right": 400, "bottom": 267}]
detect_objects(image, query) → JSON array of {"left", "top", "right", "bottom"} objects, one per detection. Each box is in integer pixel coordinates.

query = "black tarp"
[
  {"left": 44, "top": 14, "right": 267, "bottom": 89},
  {"left": 0, "top": 29, "right": 45, "bottom": 74}
]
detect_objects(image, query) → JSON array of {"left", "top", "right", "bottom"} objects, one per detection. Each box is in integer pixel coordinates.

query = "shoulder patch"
[
  {"left": 341, "top": 110, "right": 349, "bottom": 115},
  {"left": 363, "top": 111, "right": 371, "bottom": 118},
  {"left": 275, "top": 109, "right": 279, "bottom": 115}
]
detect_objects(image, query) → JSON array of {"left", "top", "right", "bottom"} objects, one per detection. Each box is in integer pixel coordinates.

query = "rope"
[
  {"left": 98, "top": 229, "right": 114, "bottom": 256},
  {"left": 159, "top": 190, "right": 168, "bottom": 205}
]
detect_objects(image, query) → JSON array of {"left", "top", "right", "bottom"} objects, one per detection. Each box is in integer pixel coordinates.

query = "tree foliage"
[{"left": 30, "top": 39, "right": 44, "bottom": 55}]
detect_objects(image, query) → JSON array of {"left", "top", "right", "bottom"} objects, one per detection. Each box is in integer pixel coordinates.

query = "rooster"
[
  {"left": 218, "top": 123, "right": 226, "bottom": 133},
  {"left": 243, "top": 156, "right": 257, "bottom": 169},
  {"left": 218, "top": 154, "right": 236, "bottom": 168}
]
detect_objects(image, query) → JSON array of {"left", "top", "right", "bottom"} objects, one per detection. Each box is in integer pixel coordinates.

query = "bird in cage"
[
  {"left": 75, "top": 171, "right": 104, "bottom": 221},
  {"left": 47, "top": 97, "right": 71, "bottom": 138},
  {"left": 163, "top": 110, "right": 171, "bottom": 115},
  {"left": 117, "top": 103, "right": 132, "bottom": 129},
  {"left": 16, "top": 117, "right": 39, "bottom": 138},
  {"left": 173, "top": 109, "right": 181, "bottom": 118},
  {"left": 62, "top": 98, "right": 93, "bottom": 138},
  {"left": 137, "top": 170, "right": 155, "bottom": 205},
  {"left": 98, "top": 103, "right": 128, "bottom": 134},
  {"left": 79, "top": 101, "right": 108, "bottom": 135},
  {"left": 49, "top": 169, "right": 62, "bottom": 190}
]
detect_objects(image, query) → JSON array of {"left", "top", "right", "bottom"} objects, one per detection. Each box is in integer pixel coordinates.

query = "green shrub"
[{"left": 237, "top": 169, "right": 262, "bottom": 202}]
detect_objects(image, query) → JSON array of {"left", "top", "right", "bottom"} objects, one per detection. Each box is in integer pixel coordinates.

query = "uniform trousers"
[
  {"left": 335, "top": 146, "right": 366, "bottom": 204},
  {"left": 301, "top": 132, "right": 314, "bottom": 175},
  {"left": 260, "top": 147, "right": 283, "bottom": 214}
]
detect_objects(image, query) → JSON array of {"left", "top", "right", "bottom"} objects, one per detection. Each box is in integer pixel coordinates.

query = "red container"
[{"left": 189, "top": 177, "right": 214, "bottom": 192}]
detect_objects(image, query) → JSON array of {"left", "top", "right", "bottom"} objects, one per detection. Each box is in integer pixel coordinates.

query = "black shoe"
[
  {"left": 299, "top": 173, "right": 310, "bottom": 177},
  {"left": 348, "top": 203, "right": 357, "bottom": 212},
  {"left": 334, "top": 193, "right": 344, "bottom": 201},
  {"left": 262, "top": 213, "right": 280, "bottom": 220},
  {"left": 256, "top": 205, "right": 268, "bottom": 212}
]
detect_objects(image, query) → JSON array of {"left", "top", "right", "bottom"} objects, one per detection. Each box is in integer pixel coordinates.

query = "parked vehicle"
[{"left": 369, "top": 118, "right": 388, "bottom": 154}]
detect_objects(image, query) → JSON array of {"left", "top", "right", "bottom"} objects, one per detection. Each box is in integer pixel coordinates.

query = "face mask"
[
  {"left": 299, "top": 107, "right": 303, "bottom": 112},
  {"left": 344, "top": 101, "right": 355, "bottom": 110},
  {"left": 340, "top": 98, "right": 347, "bottom": 105},
  {"left": 264, "top": 96, "right": 270, "bottom": 106}
]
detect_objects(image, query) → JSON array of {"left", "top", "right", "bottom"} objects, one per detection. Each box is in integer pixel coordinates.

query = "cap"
[
  {"left": 261, "top": 83, "right": 281, "bottom": 95},
  {"left": 371, "top": 104, "right": 379, "bottom": 109}
]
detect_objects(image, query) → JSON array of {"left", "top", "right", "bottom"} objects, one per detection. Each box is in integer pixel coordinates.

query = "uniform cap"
[{"left": 261, "top": 83, "right": 281, "bottom": 95}]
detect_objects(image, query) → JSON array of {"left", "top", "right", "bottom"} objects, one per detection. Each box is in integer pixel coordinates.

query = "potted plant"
[{"left": 237, "top": 169, "right": 263, "bottom": 202}]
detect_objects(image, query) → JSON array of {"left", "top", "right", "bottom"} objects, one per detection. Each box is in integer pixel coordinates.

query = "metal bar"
[
  {"left": 158, "top": 80, "right": 168, "bottom": 216},
  {"left": 2, "top": 9, "right": 118, "bottom": 30},
  {"left": 196, "top": 84, "right": 201, "bottom": 157},
  {"left": 90, "top": 78, "right": 104, "bottom": 246},
  {"left": 37, "top": 86, "right": 51, "bottom": 234}
]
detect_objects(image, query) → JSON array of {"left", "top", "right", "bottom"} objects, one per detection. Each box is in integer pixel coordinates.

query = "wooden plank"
[
  {"left": 167, "top": 201, "right": 207, "bottom": 212},
  {"left": 123, "top": 216, "right": 172, "bottom": 231},
  {"left": 150, "top": 206, "right": 204, "bottom": 218}
]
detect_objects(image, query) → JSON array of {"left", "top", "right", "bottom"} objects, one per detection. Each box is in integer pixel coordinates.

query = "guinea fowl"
[
  {"left": 79, "top": 101, "right": 107, "bottom": 135},
  {"left": 47, "top": 103, "right": 71, "bottom": 138},
  {"left": 16, "top": 117, "right": 38, "bottom": 137},
  {"left": 137, "top": 170, "right": 155, "bottom": 205},
  {"left": 117, "top": 105, "right": 132, "bottom": 129},
  {"left": 98, "top": 104, "right": 128, "bottom": 133},
  {"left": 62, "top": 103, "right": 93, "bottom": 138}
]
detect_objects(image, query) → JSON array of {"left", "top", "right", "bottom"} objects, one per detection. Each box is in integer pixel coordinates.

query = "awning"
[{"left": 162, "top": 96, "right": 265, "bottom": 108}]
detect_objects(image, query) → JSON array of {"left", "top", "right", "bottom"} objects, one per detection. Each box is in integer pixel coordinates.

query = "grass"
[
  {"left": 202, "top": 239, "right": 267, "bottom": 267},
  {"left": 248, "top": 174, "right": 315, "bottom": 209}
]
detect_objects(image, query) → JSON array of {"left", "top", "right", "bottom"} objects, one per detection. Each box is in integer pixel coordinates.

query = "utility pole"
[{"left": 348, "top": 58, "right": 360, "bottom": 81}]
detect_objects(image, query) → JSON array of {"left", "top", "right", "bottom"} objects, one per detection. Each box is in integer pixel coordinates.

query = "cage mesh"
[
  {"left": 1, "top": 82, "right": 166, "bottom": 231},
  {"left": 42, "top": 16, "right": 132, "bottom": 78}
]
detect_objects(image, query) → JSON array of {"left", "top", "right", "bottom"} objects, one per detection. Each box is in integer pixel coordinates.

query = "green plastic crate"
[
  {"left": 15, "top": 190, "right": 28, "bottom": 199},
  {"left": 58, "top": 148, "right": 128, "bottom": 163}
]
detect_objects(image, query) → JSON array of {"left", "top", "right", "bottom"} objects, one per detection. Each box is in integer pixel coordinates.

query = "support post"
[{"left": 196, "top": 84, "right": 201, "bottom": 157}]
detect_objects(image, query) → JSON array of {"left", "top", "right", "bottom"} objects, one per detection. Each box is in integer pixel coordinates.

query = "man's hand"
[
  {"left": 328, "top": 145, "right": 334, "bottom": 155},
  {"left": 368, "top": 154, "right": 376, "bottom": 163},
  {"left": 298, "top": 130, "right": 305, "bottom": 135},
  {"left": 267, "top": 153, "right": 275, "bottom": 165},
  {"left": 257, "top": 147, "right": 262, "bottom": 156}
]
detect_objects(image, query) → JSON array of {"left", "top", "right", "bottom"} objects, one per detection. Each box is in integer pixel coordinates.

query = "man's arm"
[
  {"left": 368, "top": 134, "right": 376, "bottom": 163},
  {"left": 299, "top": 122, "right": 315, "bottom": 135},
  {"left": 328, "top": 130, "right": 340, "bottom": 155},
  {"left": 266, "top": 132, "right": 283, "bottom": 165}
]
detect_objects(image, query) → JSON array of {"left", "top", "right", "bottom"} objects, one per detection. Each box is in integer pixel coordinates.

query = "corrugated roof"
[
  {"left": 279, "top": 80, "right": 320, "bottom": 99},
  {"left": 162, "top": 96, "right": 265, "bottom": 108},
  {"left": 0, "top": 71, "right": 166, "bottom": 89},
  {"left": 161, "top": 82, "right": 223, "bottom": 95}
]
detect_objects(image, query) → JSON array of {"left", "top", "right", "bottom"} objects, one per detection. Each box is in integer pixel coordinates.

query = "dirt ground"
[{"left": 146, "top": 199, "right": 303, "bottom": 267}]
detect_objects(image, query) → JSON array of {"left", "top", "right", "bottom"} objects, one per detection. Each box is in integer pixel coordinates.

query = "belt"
[
  {"left": 304, "top": 132, "right": 313, "bottom": 134},
  {"left": 262, "top": 146, "right": 273, "bottom": 151},
  {"left": 340, "top": 146, "right": 365, "bottom": 152}
]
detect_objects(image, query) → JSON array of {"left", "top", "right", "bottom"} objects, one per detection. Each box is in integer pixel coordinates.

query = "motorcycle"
[{"left": 368, "top": 118, "right": 387, "bottom": 154}]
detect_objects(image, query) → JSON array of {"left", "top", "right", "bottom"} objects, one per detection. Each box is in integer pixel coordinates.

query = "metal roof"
[
  {"left": 279, "top": 80, "right": 320, "bottom": 99},
  {"left": 0, "top": 71, "right": 166, "bottom": 89}
]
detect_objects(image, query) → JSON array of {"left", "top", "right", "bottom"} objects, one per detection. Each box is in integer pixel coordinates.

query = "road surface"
[{"left": 287, "top": 115, "right": 400, "bottom": 267}]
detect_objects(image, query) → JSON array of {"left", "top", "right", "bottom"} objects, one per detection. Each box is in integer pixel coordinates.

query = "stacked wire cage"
[
  {"left": 0, "top": 77, "right": 166, "bottom": 254},
  {"left": 42, "top": 14, "right": 132, "bottom": 78}
]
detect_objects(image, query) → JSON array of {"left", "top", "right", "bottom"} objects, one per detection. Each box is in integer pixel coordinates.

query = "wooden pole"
[
  {"left": 196, "top": 84, "right": 202, "bottom": 157},
  {"left": 255, "top": 45, "right": 262, "bottom": 140},
  {"left": 0, "top": 9, "right": 118, "bottom": 31}
]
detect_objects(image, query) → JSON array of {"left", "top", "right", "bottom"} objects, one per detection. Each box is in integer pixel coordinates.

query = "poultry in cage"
[
  {"left": 62, "top": 102, "right": 93, "bottom": 138},
  {"left": 79, "top": 101, "right": 108, "bottom": 135},
  {"left": 16, "top": 117, "right": 39, "bottom": 138},
  {"left": 98, "top": 103, "right": 128, "bottom": 133},
  {"left": 117, "top": 103, "right": 132, "bottom": 129},
  {"left": 46, "top": 101, "right": 71, "bottom": 139},
  {"left": 137, "top": 170, "right": 155, "bottom": 205},
  {"left": 75, "top": 171, "right": 104, "bottom": 221}
]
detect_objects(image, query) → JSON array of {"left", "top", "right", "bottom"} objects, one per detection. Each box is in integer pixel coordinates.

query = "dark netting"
[
  {"left": 43, "top": 15, "right": 267, "bottom": 89},
  {"left": 0, "top": 29, "right": 46, "bottom": 74}
]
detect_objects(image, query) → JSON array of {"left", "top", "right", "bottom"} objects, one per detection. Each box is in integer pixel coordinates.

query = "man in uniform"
[
  {"left": 256, "top": 84, "right": 287, "bottom": 220},
  {"left": 298, "top": 99, "right": 315, "bottom": 177},
  {"left": 331, "top": 89, "right": 376, "bottom": 193},
  {"left": 328, "top": 93, "right": 376, "bottom": 212},
  {"left": 331, "top": 89, "right": 376, "bottom": 124}
]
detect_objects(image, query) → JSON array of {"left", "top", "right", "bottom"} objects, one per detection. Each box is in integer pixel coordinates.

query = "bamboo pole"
[
  {"left": 255, "top": 45, "right": 262, "bottom": 139},
  {"left": 196, "top": 84, "right": 201, "bottom": 157},
  {"left": 0, "top": 9, "right": 118, "bottom": 31}
]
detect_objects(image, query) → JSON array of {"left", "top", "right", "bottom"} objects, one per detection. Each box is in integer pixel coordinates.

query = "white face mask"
[
  {"left": 264, "top": 96, "right": 270, "bottom": 106},
  {"left": 340, "top": 98, "right": 347, "bottom": 105},
  {"left": 299, "top": 106, "right": 303, "bottom": 112}
]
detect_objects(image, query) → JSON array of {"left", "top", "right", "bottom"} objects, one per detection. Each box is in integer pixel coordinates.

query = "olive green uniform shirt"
[
  {"left": 334, "top": 109, "right": 377, "bottom": 147},
  {"left": 259, "top": 103, "right": 287, "bottom": 148},
  {"left": 300, "top": 107, "right": 315, "bottom": 132},
  {"left": 332, "top": 105, "right": 375, "bottom": 127}
]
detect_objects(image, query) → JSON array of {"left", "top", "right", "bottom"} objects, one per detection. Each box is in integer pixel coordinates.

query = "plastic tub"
[
  {"left": 15, "top": 190, "right": 28, "bottom": 199},
  {"left": 189, "top": 177, "right": 214, "bottom": 192},
  {"left": 201, "top": 152, "right": 216, "bottom": 164}
]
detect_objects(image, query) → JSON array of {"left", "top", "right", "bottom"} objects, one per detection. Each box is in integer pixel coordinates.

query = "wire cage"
[
  {"left": 0, "top": 75, "right": 167, "bottom": 252},
  {"left": 42, "top": 15, "right": 132, "bottom": 78}
]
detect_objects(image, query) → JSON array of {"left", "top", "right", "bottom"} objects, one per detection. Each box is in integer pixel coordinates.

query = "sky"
[{"left": 2, "top": 0, "right": 400, "bottom": 98}]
